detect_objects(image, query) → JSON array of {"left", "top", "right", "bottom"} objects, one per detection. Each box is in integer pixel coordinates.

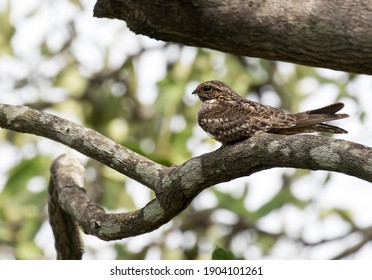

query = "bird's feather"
[{"left": 193, "top": 80, "right": 349, "bottom": 145}]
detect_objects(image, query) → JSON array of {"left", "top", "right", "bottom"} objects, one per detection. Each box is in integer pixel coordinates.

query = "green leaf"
[
  {"left": 2, "top": 156, "right": 49, "bottom": 196},
  {"left": 212, "top": 246, "right": 237, "bottom": 260}
]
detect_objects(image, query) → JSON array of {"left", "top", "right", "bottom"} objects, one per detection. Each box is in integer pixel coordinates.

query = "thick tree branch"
[
  {"left": 1, "top": 103, "right": 372, "bottom": 242},
  {"left": 0, "top": 103, "right": 166, "bottom": 191},
  {"left": 94, "top": 0, "right": 372, "bottom": 75}
]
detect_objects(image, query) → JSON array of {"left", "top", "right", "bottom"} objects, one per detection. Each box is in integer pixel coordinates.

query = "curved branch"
[
  {"left": 2, "top": 103, "right": 372, "bottom": 241},
  {"left": 0, "top": 103, "right": 166, "bottom": 191},
  {"left": 93, "top": 0, "right": 372, "bottom": 75},
  {"left": 50, "top": 133, "right": 372, "bottom": 241},
  {"left": 48, "top": 155, "right": 84, "bottom": 260}
]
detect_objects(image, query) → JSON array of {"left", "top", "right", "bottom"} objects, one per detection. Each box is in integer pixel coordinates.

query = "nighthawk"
[{"left": 193, "top": 80, "right": 348, "bottom": 145}]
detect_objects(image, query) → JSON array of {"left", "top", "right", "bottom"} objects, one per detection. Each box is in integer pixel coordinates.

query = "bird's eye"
[{"left": 202, "top": 85, "right": 212, "bottom": 92}]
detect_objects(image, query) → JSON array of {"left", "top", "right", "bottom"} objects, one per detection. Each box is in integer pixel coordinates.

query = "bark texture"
[
  {"left": 94, "top": 0, "right": 372, "bottom": 74},
  {"left": 1, "top": 103, "right": 372, "bottom": 244},
  {"left": 48, "top": 155, "right": 84, "bottom": 260}
]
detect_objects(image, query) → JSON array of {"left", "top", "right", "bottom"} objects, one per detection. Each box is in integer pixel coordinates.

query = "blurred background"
[{"left": 1, "top": 0, "right": 372, "bottom": 260}]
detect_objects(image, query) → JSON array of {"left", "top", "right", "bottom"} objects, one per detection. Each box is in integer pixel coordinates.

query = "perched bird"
[{"left": 192, "top": 80, "right": 348, "bottom": 145}]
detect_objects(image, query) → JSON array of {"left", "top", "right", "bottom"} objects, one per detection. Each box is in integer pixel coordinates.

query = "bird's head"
[{"left": 192, "top": 80, "right": 240, "bottom": 102}]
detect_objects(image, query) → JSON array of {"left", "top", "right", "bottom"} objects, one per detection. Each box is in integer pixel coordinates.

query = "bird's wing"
[
  {"left": 229, "top": 99, "right": 297, "bottom": 130},
  {"left": 290, "top": 102, "right": 348, "bottom": 128},
  {"left": 303, "top": 102, "right": 344, "bottom": 115},
  {"left": 291, "top": 113, "right": 342, "bottom": 127}
]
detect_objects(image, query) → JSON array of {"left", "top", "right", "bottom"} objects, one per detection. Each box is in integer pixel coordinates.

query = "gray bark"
[
  {"left": 1, "top": 103, "right": 371, "bottom": 242},
  {"left": 94, "top": 0, "right": 372, "bottom": 75}
]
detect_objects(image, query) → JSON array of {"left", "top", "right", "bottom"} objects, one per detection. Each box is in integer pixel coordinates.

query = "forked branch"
[{"left": 1, "top": 103, "right": 372, "bottom": 244}]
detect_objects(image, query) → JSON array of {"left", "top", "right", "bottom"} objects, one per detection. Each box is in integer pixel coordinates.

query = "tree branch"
[
  {"left": 93, "top": 0, "right": 372, "bottom": 75},
  {"left": 48, "top": 155, "right": 84, "bottom": 260},
  {"left": 1, "top": 103, "right": 372, "bottom": 242},
  {"left": 331, "top": 226, "right": 372, "bottom": 259},
  {"left": 0, "top": 103, "right": 166, "bottom": 191}
]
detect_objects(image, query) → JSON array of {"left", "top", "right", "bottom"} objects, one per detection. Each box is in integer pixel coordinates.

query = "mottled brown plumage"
[{"left": 192, "top": 80, "right": 349, "bottom": 145}]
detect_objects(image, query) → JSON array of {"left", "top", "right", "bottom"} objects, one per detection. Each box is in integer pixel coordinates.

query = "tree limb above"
[
  {"left": 93, "top": 0, "right": 372, "bottom": 75},
  {"left": 1, "top": 103, "right": 372, "bottom": 240}
]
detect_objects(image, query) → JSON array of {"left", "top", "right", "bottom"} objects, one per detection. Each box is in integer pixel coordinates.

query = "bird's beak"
[{"left": 192, "top": 90, "right": 197, "bottom": 95}]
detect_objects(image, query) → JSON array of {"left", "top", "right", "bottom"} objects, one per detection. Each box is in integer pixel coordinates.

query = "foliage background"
[{"left": 1, "top": 0, "right": 372, "bottom": 259}]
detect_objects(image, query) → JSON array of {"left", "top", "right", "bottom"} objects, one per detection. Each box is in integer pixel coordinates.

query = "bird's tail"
[{"left": 290, "top": 102, "right": 349, "bottom": 134}]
